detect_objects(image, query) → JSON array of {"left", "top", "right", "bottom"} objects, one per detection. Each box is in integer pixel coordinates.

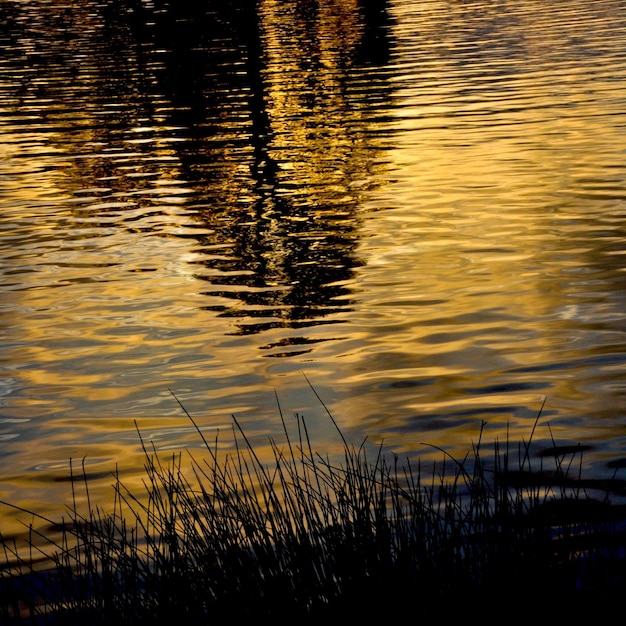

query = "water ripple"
[{"left": 1, "top": 0, "right": 626, "bottom": 530}]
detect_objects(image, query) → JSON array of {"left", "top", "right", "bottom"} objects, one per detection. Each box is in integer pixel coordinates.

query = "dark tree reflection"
[
  {"left": 119, "top": 0, "right": 394, "bottom": 348},
  {"left": 4, "top": 0, "right": 393, "bottom": 354}
]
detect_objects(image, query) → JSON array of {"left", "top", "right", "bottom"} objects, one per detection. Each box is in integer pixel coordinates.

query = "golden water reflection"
[
  {"left": 1, "top": 0, "right": 626, "bottom": 533},
  {"left": 335, "top": 0, "right": 626, "bottom": 457}
]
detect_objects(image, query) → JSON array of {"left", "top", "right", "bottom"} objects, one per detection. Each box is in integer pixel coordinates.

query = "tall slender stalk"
[{"left": 1, "top": 396, "right": 625, "bottom": 624}]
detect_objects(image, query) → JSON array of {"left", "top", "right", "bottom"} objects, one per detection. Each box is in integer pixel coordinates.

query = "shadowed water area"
[{"left": 1, "top": 0, "right": 626, "bottom": 532}]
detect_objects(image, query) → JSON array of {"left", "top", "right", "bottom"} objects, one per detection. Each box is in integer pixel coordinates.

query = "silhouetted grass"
[{"left": 1, "top": 389, "right": 626, "bottom": 623}]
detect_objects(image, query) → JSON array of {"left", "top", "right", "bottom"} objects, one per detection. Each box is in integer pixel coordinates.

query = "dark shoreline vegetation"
[{"left": 2, "top": 388, "right": 626, "bottom": 623}]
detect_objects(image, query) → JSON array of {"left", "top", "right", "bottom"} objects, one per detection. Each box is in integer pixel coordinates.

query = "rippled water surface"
[{"left": 2, "top": 0, "right": 626, "bottom": 530}]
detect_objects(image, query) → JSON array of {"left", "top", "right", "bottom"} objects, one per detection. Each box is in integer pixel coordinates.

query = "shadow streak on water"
[
  {"left": 102, "top": 0, "right": 396, "bottom": 347},
  {"left": 1, "top": 0, "right": 393, "bottom": 342}
]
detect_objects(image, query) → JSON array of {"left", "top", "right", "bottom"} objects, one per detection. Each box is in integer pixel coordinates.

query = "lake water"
[{"left": 1, "top": 0, "right": 626, "bottom": 532}]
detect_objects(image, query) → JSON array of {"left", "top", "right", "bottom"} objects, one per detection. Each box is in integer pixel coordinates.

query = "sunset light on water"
[{"left": 1, "top": 0, "right": 626, "bottom": 538}]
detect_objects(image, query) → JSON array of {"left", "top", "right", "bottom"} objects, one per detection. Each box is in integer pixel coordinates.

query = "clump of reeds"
[{"left": 1, "top": 390, "right": 626, "bottom": 624}]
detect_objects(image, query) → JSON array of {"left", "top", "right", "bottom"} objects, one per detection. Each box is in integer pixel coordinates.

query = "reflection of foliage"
[
  {"left": 124, "top": 0, "right": 392, "bottom": 335},
  {"left": 4, "top": 0, "right": 393, "bottom": 349},
  {"left": 194, "top": 217, "right": 362, "bottom": 325}
]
